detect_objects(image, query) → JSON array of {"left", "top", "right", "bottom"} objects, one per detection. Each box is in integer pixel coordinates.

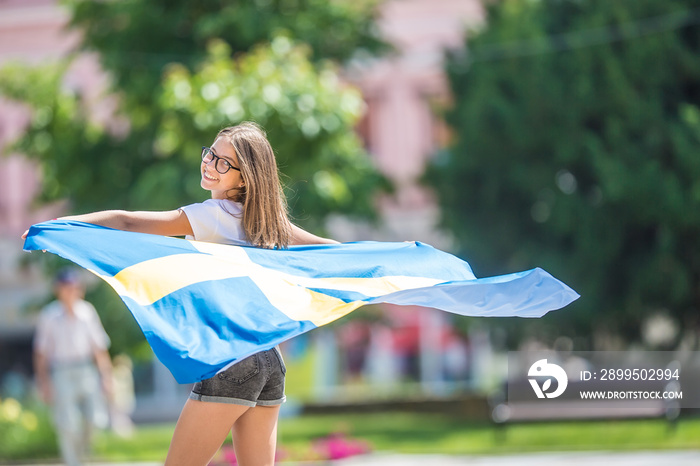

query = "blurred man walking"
[{"left": 33, "top": 269, "right": 112, "bottom": 466}]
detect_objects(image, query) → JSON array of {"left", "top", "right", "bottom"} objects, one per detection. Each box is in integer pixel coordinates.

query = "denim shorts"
[{"left": 189, "top": 347, "right": 286, "bottom": 407}]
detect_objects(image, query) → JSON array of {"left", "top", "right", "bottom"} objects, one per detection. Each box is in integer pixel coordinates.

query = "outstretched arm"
[
  {"left": 22, "top": 209, "right": 193, "bottom": 239},
  {"left": 290, "top": 223, "right": 339, "bottom": 245}
]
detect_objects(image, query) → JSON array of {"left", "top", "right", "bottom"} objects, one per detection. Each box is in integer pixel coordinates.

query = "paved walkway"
[
  {"left": 22, "top": 450, "right": 700, "bottom": 465},
  {"left": 333, "top": 450, "right": 700, "bottom": 465}
]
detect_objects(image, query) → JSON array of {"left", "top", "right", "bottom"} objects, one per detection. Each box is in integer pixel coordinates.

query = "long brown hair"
[{"left": 216, "top": 122, "right": 292, "bottom": 249}]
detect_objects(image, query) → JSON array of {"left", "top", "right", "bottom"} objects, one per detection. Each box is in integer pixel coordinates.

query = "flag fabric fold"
[{"left": 24, "top": 220, "right": 579, "bottom": 383}]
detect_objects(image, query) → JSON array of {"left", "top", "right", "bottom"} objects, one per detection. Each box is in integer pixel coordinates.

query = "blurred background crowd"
[{"left": 2, "top": 0, "right": 700, "bottom": 462}]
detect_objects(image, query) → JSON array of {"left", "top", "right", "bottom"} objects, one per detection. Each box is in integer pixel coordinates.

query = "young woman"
[{"left": 27, "top": 122, "right": 338, "bottom": 465}]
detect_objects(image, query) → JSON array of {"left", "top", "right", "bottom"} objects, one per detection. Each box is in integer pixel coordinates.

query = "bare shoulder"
[{"left": 289, "top": 223, "right": 339, "bottom": 245}]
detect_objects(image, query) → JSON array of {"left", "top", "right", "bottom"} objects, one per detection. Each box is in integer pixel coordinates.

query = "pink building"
[
  {"left": 0, "top": 0, "right": 485, "bottom": 408},
  {"left": 0, "top": 0, "right": 79, "bottom": 357},
  {"left": 0, "top": 0, "right": 113, "bottom": 334},
  {"left": 342, "top": 0, "right": 482, "bottom": 248},
  {"left": 1, "top": 0, "right": 75, "bottom": 234},
  {"left": 0, "top": 0, "right": 120, "bottom": 402},
  {"left": 331, "top": 0, "right": 484, "bottom": 395}
]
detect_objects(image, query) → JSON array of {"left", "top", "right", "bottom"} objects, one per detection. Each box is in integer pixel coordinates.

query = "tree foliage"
[
  {"left": 1, "top": 0, "right": 386, "bottom": 357},
  {"left": 67, "top": 0, "right": 385, "bottom": 108},
  {"left": 156, "top": 37, "right": 383, "bottom": 229},
  {"left": 2, "top": 0, "right": 385, "bottom": 215},
  {"left": 427, "top": 0, "right": 700, "bottom": 345}
]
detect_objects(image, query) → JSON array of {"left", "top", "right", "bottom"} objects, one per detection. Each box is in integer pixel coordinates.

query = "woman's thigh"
[
  {"left": 232, "top": 405, "right": 281, "bottom": 466},
  {"left": 164, "top": 398, "right": 249, "bottom": 466}
]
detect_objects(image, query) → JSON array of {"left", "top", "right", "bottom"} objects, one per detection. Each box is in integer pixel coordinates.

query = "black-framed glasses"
[{"left": 201, "top": 146, "right": 240, "bottom": 174}]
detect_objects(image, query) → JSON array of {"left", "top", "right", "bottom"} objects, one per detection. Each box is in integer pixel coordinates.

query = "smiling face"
[
  {"left": 200, "top": 137, "right": 246, "bottom": 200},
  {"left": 212, "top": 122, "right": 292, "bottom": 248}
]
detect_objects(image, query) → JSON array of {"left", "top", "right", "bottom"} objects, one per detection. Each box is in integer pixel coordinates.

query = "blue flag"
[{"left": 24, "top": 220, "right": 579, "bottom": 383}]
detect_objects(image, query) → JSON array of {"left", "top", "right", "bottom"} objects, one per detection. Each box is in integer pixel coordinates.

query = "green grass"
[
  {"left": 93, "top": 424, "right": 175, "bottom": 461},
  {"left": 277, "top": 413, "right": 700, "bottom": 455},
  {"left": 89, "top": 413, "right": 700, "bottom": 462}
]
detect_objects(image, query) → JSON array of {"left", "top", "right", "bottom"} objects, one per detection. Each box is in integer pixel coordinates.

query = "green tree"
[
  {"left": 1, "top": 0, "right": 386, "bottom": 357},
  {"left": 68, "top": 0, "right": 385, "bottom": 108},
  {"left": 3, "top": 0, "right": 385, "bottom": 216},
  {"left": 154, "top": 36, "right": 382, "bottom": 230},
  {"left": 427, "top": 0, "right": 700, "bottom": 345}
]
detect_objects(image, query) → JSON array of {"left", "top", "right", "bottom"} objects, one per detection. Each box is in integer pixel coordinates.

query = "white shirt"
[
  {"left": 180, "top": 199, "right": 248, "bottom": 245},
  {"left": 34, "top": 299, "right": 110, "bottom": 365}
]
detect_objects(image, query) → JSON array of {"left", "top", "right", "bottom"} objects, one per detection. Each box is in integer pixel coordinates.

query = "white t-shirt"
[
  {"left": 180, "top": 198, "right": 248, "bottom": 245},
  {"left": 34, "top": 299, "right": 110, "bottom": 365}
]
